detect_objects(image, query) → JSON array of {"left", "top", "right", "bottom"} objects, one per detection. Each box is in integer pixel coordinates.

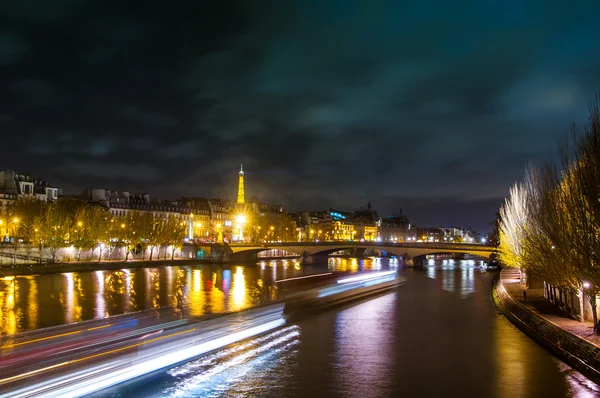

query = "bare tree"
[
  {"left": 555, "top": 96, "right": 600, "bottom": 330},
  {"left": 499, "top": 178, "right": 530, "bottom": 280}
]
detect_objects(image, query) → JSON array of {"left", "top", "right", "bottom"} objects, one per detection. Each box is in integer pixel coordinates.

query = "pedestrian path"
[{"left": 500, "top": 267, "right": 600, "bottom": 347}]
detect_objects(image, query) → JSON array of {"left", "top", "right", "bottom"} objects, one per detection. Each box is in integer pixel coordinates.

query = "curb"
[{"left": 492, "top": 271, "right": 600, "bottom": 384}]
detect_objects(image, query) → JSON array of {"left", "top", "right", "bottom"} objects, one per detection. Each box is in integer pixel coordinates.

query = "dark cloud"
[{"left": 2, "top": 0, "right": 600, "bottom": 232}]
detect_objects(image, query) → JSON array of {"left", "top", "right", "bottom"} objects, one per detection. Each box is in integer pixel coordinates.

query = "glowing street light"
[
  {"left": 584, "top": 282, "right": 591, "bottom": 289},
  {"left": 235, "top": 214, "right": 247, "bottom": 242}
]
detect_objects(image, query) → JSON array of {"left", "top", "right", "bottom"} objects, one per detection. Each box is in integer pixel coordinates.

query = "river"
[
  {"left": 0, "top": 259, "right": 307, "bottom": 335},
  {"left": 95, "top": 257, "right": 597, "bottom": 397},
  {"left": 2, "top": 257, "right": 598, "bottom": 396}
]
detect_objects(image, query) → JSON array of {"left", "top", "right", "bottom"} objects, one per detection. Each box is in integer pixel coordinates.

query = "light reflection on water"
[
  {"left": 89, "top": 257, "right": 599, "bottom": 397},
  {"left": 0, "top": 260, "right": 309, "bottom": 335},
  {"left": 425, "top": 256, "right": 483, "bottom": 298},
  {"left": 0, "top": 256, "right": 398, "bottom": 335},
  {"left": 331, "top": 293, "right": 396, "bottom": 397}
]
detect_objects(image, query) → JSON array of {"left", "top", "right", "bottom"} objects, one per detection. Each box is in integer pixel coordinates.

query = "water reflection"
[
  {"left": 95, "top": 271, "right": 105, "bottom": 318},
  {"left": 0, "top": 262, "right": 307, "bottom": 335},
  {"left": 329, "top": 257, "right": 371, "bottom": 272},
  {"left": 333, "top": 293, "right": 396, "bottom": 397},
  {"left": 96, "top": 257, "right": 599, "bottom": 398},
  {"left": 0, "top": 257, "right": 487, "bottom": 336},
  {"left": 425, "top": 257, "right": 484, "bottom": 298},
  {"left": 231, "top": 267, "right": 247, "bottom": 312}
]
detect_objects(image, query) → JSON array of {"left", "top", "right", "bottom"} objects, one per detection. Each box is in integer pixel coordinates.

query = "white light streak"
[
  {"left": 6, "top": 317, "right": 285, "bottom": 398},
  {"left": 337, "top": 271, "right": 396, "bottom": 284}
]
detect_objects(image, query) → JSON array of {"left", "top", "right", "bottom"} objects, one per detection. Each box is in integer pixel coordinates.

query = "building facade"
[
  {"left": 378, "top": 211, "right": 411, "bottom": 242},
  {"left": 0, "top": 169, "right": 59, "bottom": 203}
]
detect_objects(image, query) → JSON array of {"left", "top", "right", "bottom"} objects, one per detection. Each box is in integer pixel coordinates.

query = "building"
[
  {"left": 82, "top": 189, "right": 240, "bottom": 243},
  {"left": 332, "top": 219, "right": 356, "bottom": 241},
  {"left": 353, "top": 203, "right": 379, "bottom": 242},
  {"left": 82, "top": 189, "right": 195, "bottom": 238},
  {"left": 441, "top": 227, "right": 464, "bottom": 242},
  {"left": 379, "top": 211, "right": 412, "bottom": 242},
  {"left": 0, "top": 169, "right": 59, "bottom": 203},
  {"left": 417, "top": 227, "right": 442, "bottom": 242},
  {"left": 176, "top": 197, "right": 234, "bottom": 242},
  {"left": 0, "top": 192, "right": 17, "bottom": 211},
  {"left": 321, "top": 209, "right": 355, "bottom": 241}
]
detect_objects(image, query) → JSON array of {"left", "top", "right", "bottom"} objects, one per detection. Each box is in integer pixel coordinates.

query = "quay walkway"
[
  {"left": 500, "top": 268, "right": 600, "bottom": 346},
  {"left": 495, "top": 267, "right": 600, "bottom": 383}
]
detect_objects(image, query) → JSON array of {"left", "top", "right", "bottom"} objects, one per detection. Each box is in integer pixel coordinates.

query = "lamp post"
[
  {"left": 12, "top": 218, "right": 19, "bottom": 242},
  {"left": 583, "top": 282, "right": 599, "bottom": 332},
  {"left": 11, "top": 218, "right": 19, "bottom": 265},
  {"left": 195, "top": 222, "right": 202, "bottom": 242},
  {"left": 216, "top": 223, "right": 223, "bottom": 243},
  {"left": 235, "top": 215, "right": 247, "bottom": 242}
]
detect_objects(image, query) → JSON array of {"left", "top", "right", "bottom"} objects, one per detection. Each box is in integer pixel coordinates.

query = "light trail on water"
[{"left": 165, "top": 326, "right": 301, "bottom": 397}]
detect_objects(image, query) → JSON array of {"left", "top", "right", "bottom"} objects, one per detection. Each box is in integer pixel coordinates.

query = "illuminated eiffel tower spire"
[{"left": 237, "top": 164, "right": 245, "bottom": 205}]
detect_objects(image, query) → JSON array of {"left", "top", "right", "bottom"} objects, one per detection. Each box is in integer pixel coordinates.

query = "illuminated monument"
[{"left": 237, "top": 164, "right": 245, "bottom": 205}]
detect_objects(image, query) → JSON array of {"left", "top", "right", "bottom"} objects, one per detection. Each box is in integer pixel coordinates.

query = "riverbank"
[
  {"left": 493, "top": 267, "right": 600, "bottom": 384},
  {"left": 0, "top": 258, "right": 208, "bottom": 277}
]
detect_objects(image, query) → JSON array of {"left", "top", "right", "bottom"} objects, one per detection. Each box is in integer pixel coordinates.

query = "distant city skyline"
[{"left": 0, "top": 165, "right": 488, "bottom": 233}]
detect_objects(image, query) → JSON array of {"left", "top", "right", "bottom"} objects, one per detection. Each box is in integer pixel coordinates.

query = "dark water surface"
[
  {"left": 95, "top": 257, "right": 599, "bottom": 397},
  {"left": 0, "top": 259, "right": 308, "bottom": 335}
]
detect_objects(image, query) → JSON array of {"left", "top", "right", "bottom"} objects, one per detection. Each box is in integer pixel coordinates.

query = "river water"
[
  {"left": 0, "top": 259, "right": 308, "bottom": 335},
  {"left": 94, "top": 257, "right": 597, "bottom": 398},
  {"left": 2, "top": 257, "right": 599, "bottom": 396}
]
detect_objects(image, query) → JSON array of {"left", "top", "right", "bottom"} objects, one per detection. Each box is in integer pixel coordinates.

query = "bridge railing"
[{"left": 227, "top": 241, "right": 493, "bottom": 251}]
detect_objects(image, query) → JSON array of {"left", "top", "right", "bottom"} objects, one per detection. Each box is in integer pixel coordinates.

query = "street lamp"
[
  {"left": 216, "top": 223, "right": 223, "bottom": 242},
  {"left": 11, "top": 218, "right": 19, "bottom": 243},
  {"left": 235, "top": 214, "right": 247, "bottom": 242}
]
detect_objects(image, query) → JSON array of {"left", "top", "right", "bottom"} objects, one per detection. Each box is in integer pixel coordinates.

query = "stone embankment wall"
[
  {"left": 0, "top": 244, "right": 199, "bottom": 264},
  {"left": 493, "top": 274, "right": 600, "bottom": 384}
]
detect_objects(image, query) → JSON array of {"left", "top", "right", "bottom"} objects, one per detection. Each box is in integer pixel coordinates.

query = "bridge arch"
[
  {"left": 228, "top": 246, "right": 305, "bottom": 262},
  {"left": 224, "top": 243, "right": 494, "bottom": 265}
]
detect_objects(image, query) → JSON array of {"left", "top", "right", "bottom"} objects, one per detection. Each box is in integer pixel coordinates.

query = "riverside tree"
[{"left": 500, "top": 94, "right": 600, "bottom": 331}]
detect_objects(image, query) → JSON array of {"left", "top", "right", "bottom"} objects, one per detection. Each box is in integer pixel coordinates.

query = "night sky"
[{"left": 2, "top": 1, "right": 600, "bottom": 232}]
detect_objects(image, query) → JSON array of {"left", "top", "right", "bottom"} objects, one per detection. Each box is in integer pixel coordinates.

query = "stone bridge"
[{"left": 219, "top": 242, "right": 494, "bottom": 266}]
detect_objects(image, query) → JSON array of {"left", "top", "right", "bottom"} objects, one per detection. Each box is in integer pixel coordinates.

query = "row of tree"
[
  {"left": 245, "top": 211, "right": 298, "bottom": 242},
  {"left": 2, "top": 198, "right": 188, "bottom": 263},
  {"left": 498, "top": 96, "right": 600, "bottom": 330}
]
